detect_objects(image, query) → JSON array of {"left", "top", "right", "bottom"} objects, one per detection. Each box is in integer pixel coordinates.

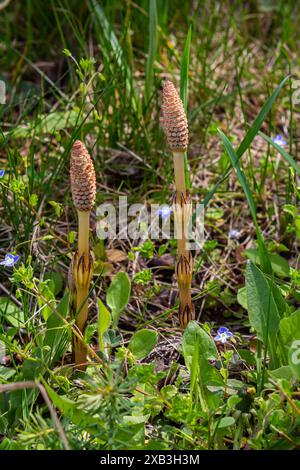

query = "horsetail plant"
[
  {"left": 161, "top": 80, "right": 194, "bottom": 328},
  {"left": 69, "top": 140, "right": 96, "bottom": 369}
]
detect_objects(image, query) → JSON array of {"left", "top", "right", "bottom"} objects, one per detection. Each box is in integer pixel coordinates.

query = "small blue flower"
[
  {"left": 156, "top": 205, "right": 172, "bottom": 220},
  {"left": 0, "top": 170, "right": 5, "bottom": 177},
  {"left": 0, "top": 253, "right": 20, "bottom": 267},
  {"left": 214, "top": 326, "right": 233, "bottom": 344},
  {"left": 273, "top": 135, "right": 287, "bottom": 147},
  {"left": 228, "top": 229, "right": 240, "bottom": 239}
]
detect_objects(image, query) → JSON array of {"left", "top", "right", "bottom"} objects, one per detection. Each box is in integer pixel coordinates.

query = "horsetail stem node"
[
  {"left": 70, "top": 140, "right": 96, "bottom": 369},
  {"left": 161, "top": 80, "right": 194, "bottom": 329}
]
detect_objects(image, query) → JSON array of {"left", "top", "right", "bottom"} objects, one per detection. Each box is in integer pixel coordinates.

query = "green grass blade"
[
  {"left": 145, "top": 0, "right": 158, "bottom": 105},
  {"left": 259, "top": 131, "right": 300, "bottom": 177},
  {"left": 180, "top": 25, "right": 192, "bottom": 113},
  {"left": 218, "top": 129, "right": 272, "bottom": 275},
  {"left": 204, "top": 75, "right": 290, "bottom": 206},
  {"left": 88, "top": 0, "right": 140, "bottom": 113},
  {"left": 180, "top": 26, "right": 192, "bottom": 190}
]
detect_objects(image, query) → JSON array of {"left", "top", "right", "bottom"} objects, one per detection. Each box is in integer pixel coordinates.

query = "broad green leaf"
[
  {"left": 218, "top": 416, "right": 235, "bottom": 429},
  {"left": 288, "top": 340, "right": 300, "bottom": 380},
  {"left": 237, "top": 287, "right": 247, "bottom": 310},
  {"left": 0, "top": 297, "right": 24, "bottom": 328},
  {"left": 129, "top": 329, "right": 158, "bottom": 360},
  {"left": 107, "top": 272, "right": 131, "bottom": 326},
  {"left": 182, "top": 322, "right": 222, "bottom": 411},
  {"left": 123, "top": 414, "right": 150, "bottom": 425},
  {"left": 280, "top": 309, "right": 300, "bottom": 347},
  {"left": 246, "top": 261, "right": 280, "bottom": 342},
  {"left": 244, "top": 248, "right": 290, "bottom": 278},
  {"left": 199, "top": 356, "right": 224, "bottom": 411},
  {"left": 97, "top": 298, "right": 111, "bottom": 352},
  {"left": 44, "top": 271, "right": 64, "bottom": 296},
  {"left": 3, "top": 110, "right": 79, "bottom": 141},
  {"left": 269, "top": 366, "right": 294, "bottom": 381},
  {"left": 182, "top": 321, "right": 218, "bottom": 368}
]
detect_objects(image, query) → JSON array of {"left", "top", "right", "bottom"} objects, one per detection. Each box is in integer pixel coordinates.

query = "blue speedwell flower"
[
  {"left": 273, "top": 135, "right": 287, "bottom": 147},
  {"left": 0, "top": 170, "right": 5, "bottom": 177},
  {"left": 228, "top": 229, "right": 240, "bottom": 240},
  {"left": 0, "top": 253, "right": 20, "bottom": 267},
  {"left": 156, "top": 205, "right": 172, "bottom": 220},
  {"left": 214, "top": 326, "right": 233, "bottom": 344}
]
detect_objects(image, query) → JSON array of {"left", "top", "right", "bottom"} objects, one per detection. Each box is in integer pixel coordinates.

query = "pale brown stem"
[
  {"left": 173, "top": 152, "right": 186, "bottom": 194},
  {"left": 77, "top": 210, "right": 90, "bottom": 255},
  {"left": 173, "top": 151, "right": 187, "bottom": 257},
  {"left": 73, "top": 210, "right": 91, "bottom": 370},
  {"left": 76, "top": 287, "right": 89, "bottom": 332},
  {"left": 173, "top": 152, "right": 194, "bottom": 328}
]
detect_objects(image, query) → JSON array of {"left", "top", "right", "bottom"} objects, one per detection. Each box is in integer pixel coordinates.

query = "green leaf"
[
  {"left": 4, "top": 110, "right": 80, "bottom": 141},
  {"left": 246, "top": 261, "right": 280, "bottom": 342},
  {"left": 107, "top": 272, "right": 131, "bottom": 327},
  {"left": 269, "top": 365, "right": 294, "bottom": 381},
  {"left": 129, "top": 329, "right": 158, "bottom": 360},
  {"left": 280, "top": 309, "right": 300, "bottom": 347},
  {"left": 182, "top": 321, "right": 218, "bottom": 368},
  {"left": 237, "top": 287, "right": 247, "bottom": 310},
  {"left": 244, "top": 248, "right": 290, "bottom": 278},
  {"left": 218, "top": 416, "right": 235, "bottom": 429},
  {"left": 288, "top": 341, "right": 300, "bottom": 380},
  {"left": 37, "top": 280, "right": 56, "bottom": 321},
  {"left": 44, "top": 271, "right": 63, "bottom": 296},
  {"left": 97, "top": 298, "right": 111, "bottom": 352},
  {"left": 0, "top": 297, "right": 24, "bottom": 328}
]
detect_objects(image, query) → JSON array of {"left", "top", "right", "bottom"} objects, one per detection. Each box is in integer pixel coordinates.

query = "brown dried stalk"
[{"left": 161, "top": 80, "right": 195, "bottom": 328}]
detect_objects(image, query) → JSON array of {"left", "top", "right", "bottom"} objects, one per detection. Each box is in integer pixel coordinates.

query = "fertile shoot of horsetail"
[
  {"left": 69, "top": 140, "right": 96, "bottom": 369},
  {"left": 161, "top": 80, "right": 194, "bottom": 328}
]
